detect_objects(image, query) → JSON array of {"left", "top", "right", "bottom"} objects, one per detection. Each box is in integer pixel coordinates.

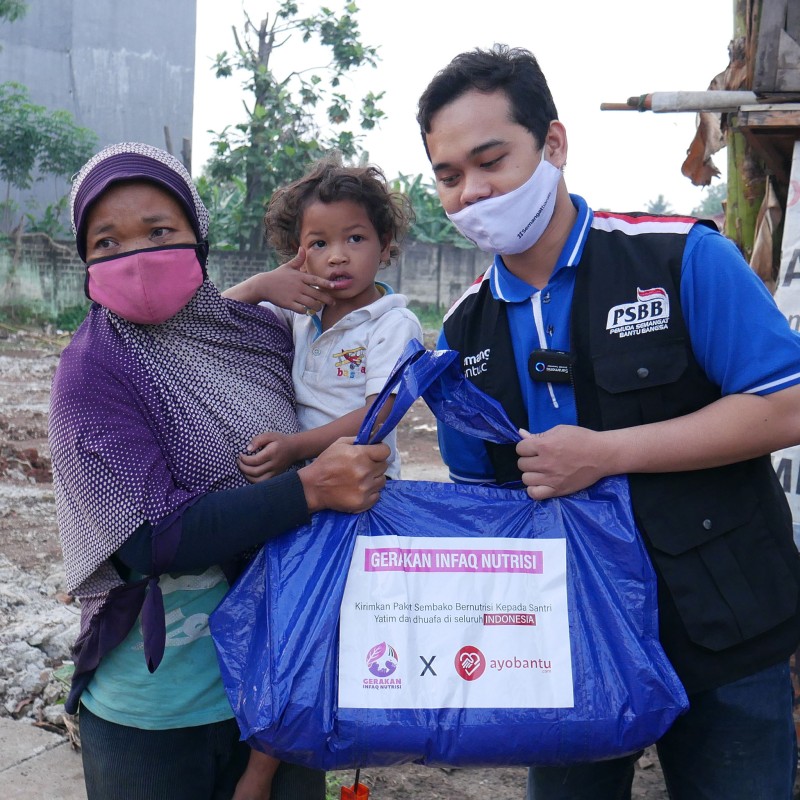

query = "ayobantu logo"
[{"left": 454, "top": 645, "right": 486, "bottom": 681}]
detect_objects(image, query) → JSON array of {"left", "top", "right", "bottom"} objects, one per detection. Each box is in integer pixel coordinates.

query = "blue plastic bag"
[{"left": 210, "top": 340, "right": 688, "bottom": 769}]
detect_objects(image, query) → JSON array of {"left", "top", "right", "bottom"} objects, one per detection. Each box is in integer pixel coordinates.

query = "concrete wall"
[
  {"left": 0, "top": 0, "right": 196, "bottom": 227},
  {"left": 0, "top": 235, "right": 487, "bottom": 320}
]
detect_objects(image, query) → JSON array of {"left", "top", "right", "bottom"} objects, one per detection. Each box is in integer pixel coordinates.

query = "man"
[{"left": 417, "top": 45, "right": 800, "bottom": 799}]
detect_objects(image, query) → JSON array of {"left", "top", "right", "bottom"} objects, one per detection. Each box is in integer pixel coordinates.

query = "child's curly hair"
[{"left": 265, "top": 152, "right": 415, "bottom": 263}]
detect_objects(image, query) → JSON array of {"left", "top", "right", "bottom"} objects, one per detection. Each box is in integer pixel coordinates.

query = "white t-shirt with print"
[{"left": 267, "top": 288, "right": 422, "bottom": 479}]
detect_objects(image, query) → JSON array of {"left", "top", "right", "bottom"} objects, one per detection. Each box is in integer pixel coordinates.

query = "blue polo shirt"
[{"left": 437, "top": 195, "right": 800, "bottom": 484}]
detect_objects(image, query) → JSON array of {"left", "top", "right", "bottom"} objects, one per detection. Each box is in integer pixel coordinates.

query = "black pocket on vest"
[
  {"left": 592, "top": 342, "right": 688, "bottom": 427},
  {"left": 633, "top": 469, "right": 799, "bottom": 651}
]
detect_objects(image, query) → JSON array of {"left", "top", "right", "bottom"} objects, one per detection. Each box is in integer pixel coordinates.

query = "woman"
[{"left": 49, "top": 142, "right": 389, "bottom": 800}]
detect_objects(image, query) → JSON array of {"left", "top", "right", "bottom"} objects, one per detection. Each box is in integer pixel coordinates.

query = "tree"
[
  {"left": 392, "top": 173, "right": 474, "bottom": 249},
  {"left": 200, "top": 2, "right": 384, "bottom": 251},
  {"left": 0, "top": 1, "right": 25, "bottom": 59},
  {"left": 691, "top": 182, "right": 727, "bottom": 218},
  {"left": 0, "top": 0, "right": 25, "bottom": 24},
  {"left": 0, "top": 82, "right": 97, "bottom": 234},
  {"left": 645, "top": 194, "right": 674, "bottom": 215}
]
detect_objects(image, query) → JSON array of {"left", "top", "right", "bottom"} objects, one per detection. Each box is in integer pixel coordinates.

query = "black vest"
[{"left": 443, "top": 218, "right": 800, "bottom": 693}]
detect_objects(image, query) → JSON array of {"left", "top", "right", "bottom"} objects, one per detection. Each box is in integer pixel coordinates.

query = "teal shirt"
[{"left": 81, "top": 566, "right": 233, "bottom": 729}]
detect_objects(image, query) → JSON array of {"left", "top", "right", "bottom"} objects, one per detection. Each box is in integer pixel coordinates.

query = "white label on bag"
[{"left": 338, "top": 535, "right": 573, "bottom": 709}]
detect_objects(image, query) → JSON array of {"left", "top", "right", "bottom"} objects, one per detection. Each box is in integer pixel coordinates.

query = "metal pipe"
[{"left": 600, "top": 91, "right": 758, "bottom": 113}]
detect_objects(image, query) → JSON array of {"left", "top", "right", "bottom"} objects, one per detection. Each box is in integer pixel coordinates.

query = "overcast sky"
[{"left": 193, "top": 0, "right": 733, "bottom": 214}]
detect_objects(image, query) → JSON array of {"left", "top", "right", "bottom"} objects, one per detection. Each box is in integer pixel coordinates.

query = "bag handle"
[{"left": 356, "top": 339, "right": 520, "bottom": 446}]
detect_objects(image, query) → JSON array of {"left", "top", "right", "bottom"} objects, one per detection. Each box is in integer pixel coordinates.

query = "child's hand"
[
  {"left": 239, "top": 431, "right": 300, "bottom": 482},
  {"left": 267, "top": 249, "right": 336, "bottom": 315},
  {"left": 222, "top": 249, "right": 335, "bottom": 312},
  {"left": 232, "top": 750, "right": 279, "bottom": 800}
]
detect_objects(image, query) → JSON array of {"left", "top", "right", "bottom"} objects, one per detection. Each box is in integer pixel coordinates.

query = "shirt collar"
[
  {"left": 489, "top": 194, "right": 593, "bottom": 302},
  {"left": 309, "top": 280, "right": 396, "bottom": 337}
]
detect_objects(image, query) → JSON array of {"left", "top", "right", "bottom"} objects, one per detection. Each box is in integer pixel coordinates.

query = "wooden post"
[
  {"left": 181, "top": 137, "right": 192, "bottom": 174},
  {"left": 725, "top": 0, "right": 765, "bottom": 259}
]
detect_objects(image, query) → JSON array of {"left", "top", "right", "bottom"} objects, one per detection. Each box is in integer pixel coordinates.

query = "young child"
[{"left": 225, "top": 154, "right": 423, "bottom": 481}]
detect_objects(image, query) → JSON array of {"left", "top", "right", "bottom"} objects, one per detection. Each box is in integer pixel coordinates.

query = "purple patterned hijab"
[{"left": 50, "top": 143, "right": 298, "bottom": 653}]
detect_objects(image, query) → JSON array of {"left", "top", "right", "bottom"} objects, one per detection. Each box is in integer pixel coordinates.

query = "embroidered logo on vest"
[
  {"left": 606, "top": 287, "right": 670, "bottom": 338},
  {"left": 462, "top": 348, "right": 491, "bottom": 378}
]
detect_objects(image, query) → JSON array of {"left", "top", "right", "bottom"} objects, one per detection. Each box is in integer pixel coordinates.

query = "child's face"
[{"left": 299, "top": 199, "right": 391, "bottom": 311}]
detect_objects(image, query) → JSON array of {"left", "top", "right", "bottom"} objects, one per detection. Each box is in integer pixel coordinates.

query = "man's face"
[{"left": 425, "top": 89, "right": 542, "bottom": 216}]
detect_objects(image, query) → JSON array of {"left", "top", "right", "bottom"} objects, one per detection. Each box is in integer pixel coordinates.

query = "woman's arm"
[{"left": 116, "top": 439, "right": 389, "bottom": 574}]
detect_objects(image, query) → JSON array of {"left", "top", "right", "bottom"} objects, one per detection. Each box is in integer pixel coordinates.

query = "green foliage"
[
  {"left": 645, "top": 194, "right": 674, "bottom": 215},
  {"left": 0, "top": 83, "right": 42, "bottom": 192},
  {"left": 326, "top": 771, "right": 368, "bottom": 800},
  {"left": 199, "top": 2, "right": 384, "bottom": 251},
  {"left": 407, "top": 301, "right": 446, "bottom": 331},
  {"left": 324, "top": 773, "right": 339, "bottom": 800},
  {"left": 195, "top": 173, "right": 247, "bottom": 251},
  {"left": 0, "top": 0, "right": 25, "bottom": 24},
  {"left": 54, "top": 302, "right": 91, "bottom": 330},
  {"left": 0, "top": 198, "right": 19, "bottom": 229},
  {"left": 392, "top": 173, "right": 473, "bottom": 248},
  {"left": 0, "top": 82, "right": 97, "bottom": 232},
  {"left": 0, "top": 299, "right": 90, "bottom": 330},
  {"left": 52, "top": 662, "right": 75, "bottom": 687},
  {"left": 25, "top": 196, "right": 71, "bottom": 238},
  {"left": 691, "top": 182, "right": 727, "bottom": 219},
  {"left": 51, "top": 662, "right": 75, "bottom": 705},
  {"left": 37, "top": 110, "right": 97, "bottom": 178}
]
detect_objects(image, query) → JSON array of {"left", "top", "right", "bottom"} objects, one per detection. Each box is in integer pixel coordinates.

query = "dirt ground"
[{"left": 0, "top": 322, "right": 695, "bottom": 799}]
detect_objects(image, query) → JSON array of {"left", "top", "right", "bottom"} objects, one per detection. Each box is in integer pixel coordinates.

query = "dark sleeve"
[{"left": 116, "top": 470, "right": 310, "bottom": 574}]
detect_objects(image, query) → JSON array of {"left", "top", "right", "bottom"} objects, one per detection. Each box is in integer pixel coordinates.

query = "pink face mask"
[{"left": 86, "top": 244, "right": 205, "bottom": 325}]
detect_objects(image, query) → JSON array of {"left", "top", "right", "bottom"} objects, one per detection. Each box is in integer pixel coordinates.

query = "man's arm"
[
  {"left": 519, "top": 227, "right": 800, "bottom": 500},
  {"left": 517, "top": 383, "right": 800, "bottom": 500}
]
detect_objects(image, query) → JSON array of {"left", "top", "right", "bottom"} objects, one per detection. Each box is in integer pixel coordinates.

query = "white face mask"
[{"left": 446, "top": 149, "right": 562, "bottom": 255}]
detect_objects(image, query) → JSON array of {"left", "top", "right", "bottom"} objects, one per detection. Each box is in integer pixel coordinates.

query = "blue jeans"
[
  {"left": 527, "top": 661, "right": 797, "bottom": 800},
  {"left": 79, "top": 705, "right": 325, "bottom": 800}
]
